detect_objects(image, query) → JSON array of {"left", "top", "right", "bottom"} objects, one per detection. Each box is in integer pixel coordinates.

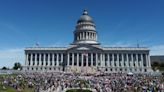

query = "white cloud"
[{"left": 0, "top": 48, "right": 24, "bottom": 68}]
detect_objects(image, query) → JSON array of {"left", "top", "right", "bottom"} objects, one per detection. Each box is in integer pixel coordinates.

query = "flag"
[{"left": 35, "top": 42, "right": 39, "bottom": 47}]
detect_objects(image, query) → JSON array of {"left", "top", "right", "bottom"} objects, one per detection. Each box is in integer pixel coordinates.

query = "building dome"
[
  {"left": 77, "top": 10, "right": 93, "bottom": 23},
  {"left": 72, "top": 10, "right": 99, "bottom": 45}
]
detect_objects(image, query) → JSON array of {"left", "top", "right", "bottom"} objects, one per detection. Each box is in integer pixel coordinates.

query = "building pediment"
[{"left": 67, "top": 44, "right": 102, "bottom": 52}]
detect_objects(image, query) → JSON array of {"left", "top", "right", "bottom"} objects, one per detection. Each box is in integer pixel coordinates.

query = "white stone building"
[{"left": 23, "top": 10, "right": 152, "bottom": 73}]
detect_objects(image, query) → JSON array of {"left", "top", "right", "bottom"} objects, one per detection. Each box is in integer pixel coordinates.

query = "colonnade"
[
  {"left": 25, "top": 52, "right": 151, "bottom": 72},
  {"left": 76, "top": 32, "right": 97, "bottom": 41}
]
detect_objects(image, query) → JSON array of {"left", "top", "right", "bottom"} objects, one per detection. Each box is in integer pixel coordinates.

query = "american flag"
[{"left": 35, "top": 42, "right": 39, "bottom": 47}]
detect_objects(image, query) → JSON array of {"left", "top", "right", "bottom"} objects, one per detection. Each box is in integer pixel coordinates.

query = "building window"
[{"left": 110, "top": 68, "right": 112, "bottom": 71}]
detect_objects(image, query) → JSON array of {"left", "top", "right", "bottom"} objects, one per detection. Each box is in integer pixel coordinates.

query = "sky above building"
[{"left": 0, "top": 0, "right": 164, "bottom": 68}]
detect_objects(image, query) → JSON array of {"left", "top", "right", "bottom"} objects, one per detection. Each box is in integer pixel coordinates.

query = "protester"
[{"left": 1, "top": 72, "right": 164, "bottom": 92}]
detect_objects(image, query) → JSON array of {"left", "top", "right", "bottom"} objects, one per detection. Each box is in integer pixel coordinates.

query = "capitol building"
[{"left": 23, "top": 10, "right": 152, "bottom": 73}]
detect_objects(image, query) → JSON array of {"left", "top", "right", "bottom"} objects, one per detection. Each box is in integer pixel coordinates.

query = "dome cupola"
[{"left": 72, "top": 10, "right": 99, "bottom": 45}]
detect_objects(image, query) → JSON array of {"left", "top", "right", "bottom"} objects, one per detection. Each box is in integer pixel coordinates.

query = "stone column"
[
  {"left": 96, "top": 53, "right": 98, "bottom": 67},
  {"left": 43, "top": 54, "right": 46, "bottom": 66},
  {"left": 131, "top": 54, "right": 134, "bottom": 67},
  {"left": 107, "top": 54, "right": 110, "bottom": 67},
  {"left": 61, "top": 53, "right": 63, "bottom": 65},
  {"left": 146, "top": 54, "right": 149, "bottom": 67},
  {"left": 148, "top": 54, "right": 151, "bottom": 67},
  {"left": 112, "top": 54, "right": 114, "bottom": 67},
  {"left": 117, "top": 54, "right": 119, "bottom": 67},
  {"left": 82, "top": 53, "right": 84, "bottom": 67},
  {"left": 103, "top": 54, "right": 105, "bottom": 67},
  {"left": 48, "top": 53, "right": 50, "bottom": 66},
  {"left": 89, "top": 32, "right": 91, "bottom": 40},
  {"left": 86, "top": 32, "right": 88, "bottom": 39},
  {"left": 39, "top": 54, "right": 41, "bottom": 66},
  {"left": 122, "top": 54, "right": 124, "bottom": 67},
  {"left": 141, "top": 54, "right": 144, "bottom": 67},
  {"left": 100, "top": 53, "right": 102, "bottom": 67},
  {"left": 91, "top": 53, "right": 93, "bottom": 66},
  {"left": 25, "top": 53, "right": 28, "bottom": 66}
]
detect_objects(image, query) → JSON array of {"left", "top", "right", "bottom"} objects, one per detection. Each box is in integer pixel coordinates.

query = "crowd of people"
[{"left": 0, "top": 72, "right": 164, "bottom": 92}]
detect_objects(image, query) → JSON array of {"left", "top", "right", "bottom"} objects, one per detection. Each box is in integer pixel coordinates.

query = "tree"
[
  {"left": 13, "top": 62, "right": 22, "bottom": 70},
  {"left": 1, "top": 66, "right": 8, "bottom": 70},
  {"left": 151, "top": 62, "right": 159, "bottom": 70}
]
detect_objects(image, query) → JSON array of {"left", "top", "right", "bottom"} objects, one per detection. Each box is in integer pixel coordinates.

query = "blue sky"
[{"left": 0, "top": 0, "right": 164, "bottom": 68}]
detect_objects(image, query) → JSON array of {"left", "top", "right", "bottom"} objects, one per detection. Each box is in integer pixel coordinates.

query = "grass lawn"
[
  {"left": 0, "top": 83, "right": 34, "bottom": 92},
  {"left": 0, "top": 74, "right": 34, "bottom": 92},
  {"left": 158, "top": 67, "right": 164, "bottom": 72}
]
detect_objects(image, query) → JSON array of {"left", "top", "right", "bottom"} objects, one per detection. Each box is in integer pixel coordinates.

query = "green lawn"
[
  {"left": 158, "top": 67, "right": 164, "bottom": 72},
  {"left": 0, "top": 74, "right": 34, "bottom": 92}
]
